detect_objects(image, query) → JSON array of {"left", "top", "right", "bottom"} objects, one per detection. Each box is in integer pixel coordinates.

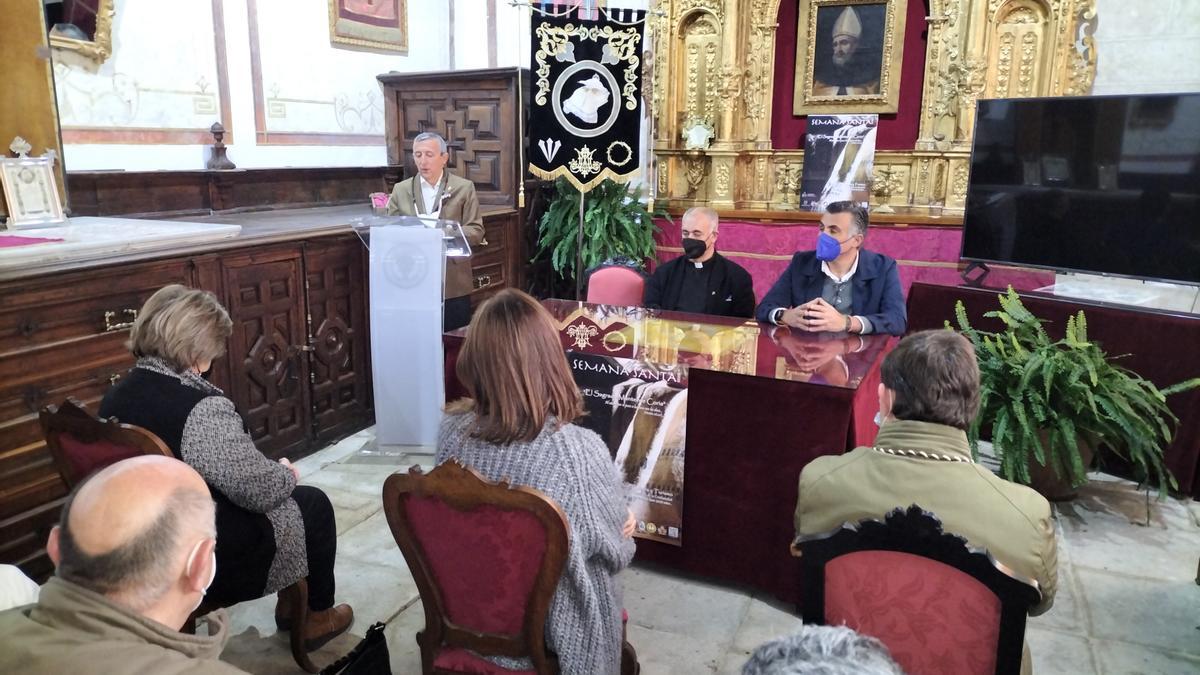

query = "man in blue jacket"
[{"left": 755, "top": 201, "right": 906, "bottom": 335}]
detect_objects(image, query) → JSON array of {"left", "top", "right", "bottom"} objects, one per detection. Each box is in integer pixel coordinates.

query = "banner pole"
[{"left": 576, "top": 190, "right": 585, "bottom": 300}]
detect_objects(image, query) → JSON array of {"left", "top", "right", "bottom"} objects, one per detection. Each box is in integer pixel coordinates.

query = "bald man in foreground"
[{"left": 0, "top": 456, "right": 247, "bottom": 674}]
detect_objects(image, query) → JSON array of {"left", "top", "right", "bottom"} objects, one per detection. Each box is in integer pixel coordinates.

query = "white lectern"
[{"left": 352, "top": 216, "right": 471, "bottom": 449}]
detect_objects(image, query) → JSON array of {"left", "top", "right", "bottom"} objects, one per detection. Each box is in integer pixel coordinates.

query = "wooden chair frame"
[
  {"left": 383, "top": 461, "right": 570, "bottom": 675},
  {"left": 796, "top": 505, "right": 1042, "bottom": 675},
  {"left": 40, "top": 398, "right": 317, "bottom": 672},
  {"left": 39, "top": 397, "right": 173, "bottom": 488}
]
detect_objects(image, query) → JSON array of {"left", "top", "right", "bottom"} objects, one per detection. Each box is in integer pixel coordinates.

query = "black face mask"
[{"left": 682, "top": 237, "right": 707, "bottom": 260}]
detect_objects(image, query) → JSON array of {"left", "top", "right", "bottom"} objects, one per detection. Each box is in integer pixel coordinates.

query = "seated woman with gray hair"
[
  {"left": 99, "top": 285, "right": 353, "bottom": 650},
  {"left": 742, "top": 624, "right": 904, "bottom": 675}
]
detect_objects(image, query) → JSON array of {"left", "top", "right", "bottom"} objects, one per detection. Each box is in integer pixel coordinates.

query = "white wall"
[
  {"left": 58, "top": 0, "right": 451, "bottom": 171},
  {"left": 1092, "top": 0, "right": 1200, "bottom": 95},
  {"left": 1053, "top": 0, "right": 1200, "bottom": 313}
]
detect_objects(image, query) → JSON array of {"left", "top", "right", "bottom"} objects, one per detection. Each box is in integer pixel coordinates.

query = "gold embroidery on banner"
[{"left": 567, "top": 323, "right": 599, "bottom": 349}]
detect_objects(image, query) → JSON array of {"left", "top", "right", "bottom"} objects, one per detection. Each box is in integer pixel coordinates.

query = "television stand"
[
  {"left": 961, "top": 261, "right": 991, "bottom": 288},
  {"left": 1035, "top": 275, "right": 1199, "bottom": 314}
]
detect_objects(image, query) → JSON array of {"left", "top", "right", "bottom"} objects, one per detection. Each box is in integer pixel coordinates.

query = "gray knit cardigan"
[
  {"left": 139, "top": 357, "right": 307, "bottom": 594},
  {"left": 437, "top": 412, "right": 636, "bottom": 675}
]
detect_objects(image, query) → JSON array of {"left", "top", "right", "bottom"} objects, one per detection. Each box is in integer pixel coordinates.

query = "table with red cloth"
[
  {"left": 907, "top": 282, "right": 1200, "bottom": 499},
  {"left": 444, "top": 299, "right": 894, "bottom": 605}
]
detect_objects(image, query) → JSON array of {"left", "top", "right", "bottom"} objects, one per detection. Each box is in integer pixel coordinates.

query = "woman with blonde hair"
[
  {"left": 99, "top": 284, "right": 353, "bottom": 649},
  {"left": 438, "top": 288, "right": 636, "bottom": 675}
]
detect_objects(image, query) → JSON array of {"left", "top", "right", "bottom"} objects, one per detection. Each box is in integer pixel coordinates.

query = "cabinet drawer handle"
[
  {"left": 473, "top": 275, "right": 492, "bottom": 290},
  {"left": 104, "top": 308, "right": 139, "bottom": 332}
]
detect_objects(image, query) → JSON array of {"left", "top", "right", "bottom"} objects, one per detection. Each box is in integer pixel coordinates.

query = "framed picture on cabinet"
[{"left": 0, "top": 156, "right": 66, "bottom": 229}]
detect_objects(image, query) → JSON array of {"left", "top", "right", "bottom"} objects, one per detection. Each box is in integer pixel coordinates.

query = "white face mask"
[{"left": 186, "top": 539, "right": 217, "bottom": 613}]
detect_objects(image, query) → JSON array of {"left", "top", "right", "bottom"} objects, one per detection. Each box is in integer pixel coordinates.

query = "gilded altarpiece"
[{"left": 651, "top": 0, "right": 1097, "bottom": 214}]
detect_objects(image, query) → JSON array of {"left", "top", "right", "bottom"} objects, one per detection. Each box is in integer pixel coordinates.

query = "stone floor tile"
[
  {"left": 220, "top": 625, "right": 363, "bottom": 674},
  {"left": 623, "top": 563, "right": 750, "bottom": 643},
  {"left": 384, "top": 600, "right": 427, "bottom": 675},
  {"left": 1092, "top": 639, "right": 1200, "bottom": 675},
  {"left": 716, "top": 650, "right": 750, "bottom": 675},
  {"left": 725, "top": 597, "right": 805, "bottom": 657},
  {"left": 332, "top": 555, "right": 419, "bottom": 628},
  {"left": 626, "top": 622, "right": 724, "bottom": 675},
  {"left": 1055, "top": 488, "right": 1200, "bottom": 582},
  {"left": 303, "top": 463, "right": 392, "bottom": 503},
  {"left": 293, "top": 430, "right": 374, "bottom": 476},
  {"left": 225, "top": 592, "right": 278, "bottom": 637},
  {"left": 1028, "top": 555, "right": 1088, "bottom": 637},
  {"left": 1075, "top": 568, "right": 1200, "bottom": 654},
  {"left": 1025, "top": 626, "right": 1097, "bottom": 675},
  {"left": 337, "top": 510, "right": 408, "bottom": 570}
]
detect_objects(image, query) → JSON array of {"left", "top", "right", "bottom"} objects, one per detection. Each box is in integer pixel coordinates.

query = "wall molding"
[
  {"left": 60, "top": 0, "right": 234, "bottom": 146},
  {"left": 246, "top": 0, "right": 385, "bottom": 147}
]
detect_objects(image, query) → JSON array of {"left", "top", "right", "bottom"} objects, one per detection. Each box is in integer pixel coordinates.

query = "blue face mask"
[{"left": 816, "top": 231, "right": 852, "bottom": 262}]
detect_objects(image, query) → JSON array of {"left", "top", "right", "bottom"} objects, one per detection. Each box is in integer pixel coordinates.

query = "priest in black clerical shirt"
[{"left": 643, "top": 207, "right": 756, "bottom": 318}]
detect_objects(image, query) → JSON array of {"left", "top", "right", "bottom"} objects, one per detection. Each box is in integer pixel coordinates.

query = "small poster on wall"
[{"left": 799, "top": 114, "right": 878, "bottom": 211}]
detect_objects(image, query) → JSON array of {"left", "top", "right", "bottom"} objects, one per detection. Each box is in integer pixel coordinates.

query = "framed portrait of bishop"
[{"left": 793, "top": 0, "right": 906, "bottom": 115}]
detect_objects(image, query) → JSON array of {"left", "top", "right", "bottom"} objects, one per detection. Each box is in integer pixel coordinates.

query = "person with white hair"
[
  {"left": 643, "top": 206, "right": 756, "bottom": 318},
  {"left": 741, "top": 624, "right": 904, "bottom": 675}
]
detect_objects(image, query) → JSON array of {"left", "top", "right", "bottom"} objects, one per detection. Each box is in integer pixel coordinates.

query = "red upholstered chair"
[
  {"left": 383, "top": 461, "right": 640, "bottom": 675},
  {"left": 586, "top": 266, "right": 646, "bottom": 307},
  {"left": 39, "top": 398, "right": 174, "bottom": 489},
  {"left": 796, "top": 505, "right": 1041, "bottom": 675},
  {"left": 39, "top": 398, "right": 318, "bottom": 673}
]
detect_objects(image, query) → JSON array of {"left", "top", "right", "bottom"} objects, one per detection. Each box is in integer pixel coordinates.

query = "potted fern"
[
  {"left": 950, "top": 287, "right": 1200, "bottom": 499},
  {"left": 533, "top": 178, "right": 668, "bottom": 288}
]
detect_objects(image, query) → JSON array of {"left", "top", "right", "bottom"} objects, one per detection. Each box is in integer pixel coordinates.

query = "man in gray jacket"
[{"left": 0, "top": 455, "right": 247, "bottom": 674}]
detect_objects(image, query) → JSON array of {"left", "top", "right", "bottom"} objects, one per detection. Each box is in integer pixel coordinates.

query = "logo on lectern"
[{"left": 381, "top": 243, "right": 429, "bottom": 289}]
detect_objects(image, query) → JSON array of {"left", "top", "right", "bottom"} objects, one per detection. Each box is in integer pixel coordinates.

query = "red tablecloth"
[
  {"left": 0, "top": 234, "right": 63, "bottom": 248},
  {"left": 907, "top": 283, "right": 1200, "bottom": 498},
  {"left": 444, "top": 300, "right": 894, "bottom": 604}
]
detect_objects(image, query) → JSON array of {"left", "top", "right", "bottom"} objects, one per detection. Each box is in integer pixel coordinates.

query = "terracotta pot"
[{"left": 1027, "top": 433, "right": 1095, "bottom": 501}]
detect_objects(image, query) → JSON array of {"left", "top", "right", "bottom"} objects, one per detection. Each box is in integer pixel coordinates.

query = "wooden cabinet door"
[
  {"left": 303, "top": 238, "right": 371, "bottom": 443},
  {"left": 220, "top": 247, "right": 311, "bottom": 458}
]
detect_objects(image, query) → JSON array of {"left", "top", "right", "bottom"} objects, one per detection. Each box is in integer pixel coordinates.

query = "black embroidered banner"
[{"left": 528, "top": 8, "right": 645, "bottom": 193}]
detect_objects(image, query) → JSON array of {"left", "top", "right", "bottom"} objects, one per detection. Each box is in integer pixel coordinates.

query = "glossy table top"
[{"left": 447, "top": 299, "right": 894, "bottom": 389}]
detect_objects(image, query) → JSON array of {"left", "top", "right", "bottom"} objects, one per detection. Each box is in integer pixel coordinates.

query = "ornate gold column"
[
  {"left": 650, "top": 0, "right": 1098, "bottom": 216},
  {"left": 0, "top": 0, "right": 67, "bottom": 216}
]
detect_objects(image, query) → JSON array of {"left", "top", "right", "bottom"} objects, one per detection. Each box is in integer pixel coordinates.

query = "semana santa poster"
[
  {"left": 800, "top": 114, "right": 878, "bottom": 210},
  {"left": 568, "top": 352, "right": 687, "bottom": 546}
]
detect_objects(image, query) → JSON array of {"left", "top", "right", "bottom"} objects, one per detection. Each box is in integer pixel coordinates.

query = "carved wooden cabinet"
[
  {"left": 379, "top": 67, "right": 528, "bottom": 299},
  {"left": 0, "top": 257, "right": 197, "bottom": 579},
  {"left": 0, "top": 232, "right": 371, "bottom": 578}
]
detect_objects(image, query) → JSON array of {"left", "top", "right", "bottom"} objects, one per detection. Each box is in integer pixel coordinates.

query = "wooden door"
[
  {"left": 303, "top": 238, "right": 371, "bottom": 443},
  {"left": 220, "top": 247, "right": 311, "bottom": 458}
]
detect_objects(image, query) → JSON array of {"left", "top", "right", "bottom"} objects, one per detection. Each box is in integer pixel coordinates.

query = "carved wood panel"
[
  {"left": 380, "top": 68, "right": 523, "bottom": 207},
  {"left": 304, "top": 239, "right": 371, "bottom": 443},
  {"left": 221, "top": 248, "right": 311, "bottom": 458}
]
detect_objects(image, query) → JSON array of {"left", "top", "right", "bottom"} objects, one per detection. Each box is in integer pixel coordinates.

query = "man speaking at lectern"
[{"left": 387, "top": 131, "right": 485, "bottom": 330}]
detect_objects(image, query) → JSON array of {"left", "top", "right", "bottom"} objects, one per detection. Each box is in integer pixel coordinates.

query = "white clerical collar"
[{"left": 821, "top": 252, "right": 859, "bottom": 284}]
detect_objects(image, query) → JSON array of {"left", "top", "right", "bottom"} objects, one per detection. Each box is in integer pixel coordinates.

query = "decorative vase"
[{"left": 1026, "top": 433, "right": 1095, "bottom": 502}]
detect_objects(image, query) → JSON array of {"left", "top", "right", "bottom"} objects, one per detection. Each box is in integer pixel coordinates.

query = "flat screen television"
[{"left": 961, "top": 93, "right": 1200, "bottom": 286}]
